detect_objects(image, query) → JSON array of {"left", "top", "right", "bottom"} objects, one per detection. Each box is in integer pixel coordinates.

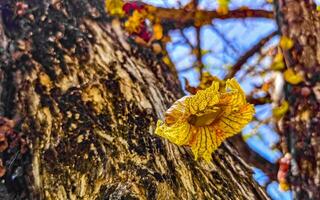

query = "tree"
[
  {"left": 0, "top": 0, "right": 319, "bottom": 199},
  {"left": 0, "top": 0, "right": 268, "bottom": 199},
  {"left": 277, "top": 1, "right": 320, "bottom": 199}
]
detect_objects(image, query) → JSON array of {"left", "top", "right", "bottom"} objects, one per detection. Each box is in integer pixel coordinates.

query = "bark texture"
[
  {"left": 277, "top": 0, "right": 320, "bottom": 199},
  {"left": 0, "top": 1, "right": 268, "bottom": 199}
]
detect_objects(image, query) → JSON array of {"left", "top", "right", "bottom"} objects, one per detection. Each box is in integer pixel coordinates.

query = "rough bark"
[
  {"left": 0, "top": 1, "right": 268, "bottom": 199},
  {"left": 276, "top": 0, "right": 320, "bottom": 199}
]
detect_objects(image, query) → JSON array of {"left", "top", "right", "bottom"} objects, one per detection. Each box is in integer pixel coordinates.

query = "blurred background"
[{"left": 132, "top": 0, "right": 320, "bottom": 199}]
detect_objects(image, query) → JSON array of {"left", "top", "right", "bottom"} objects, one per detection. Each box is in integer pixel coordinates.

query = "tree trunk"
[
  {"left": 0, "top": 1, "right": 268, "bottom": 199},
  {"left": 276, "top": 0, "right": 320, "bottom": 199}
]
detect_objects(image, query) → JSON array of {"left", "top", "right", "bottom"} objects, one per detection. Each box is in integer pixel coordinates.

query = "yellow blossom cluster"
[
  {"left": 124, "top": 10, "right": 147, "bottom": 33},
  {"left": 155, "top": 78, "right": 255, "bottom": 162},
  {"left": 217, "top": 0, "right": 230, "bottom": 15},
  {"left": 124, "top": 6, "right": 158, "bottom": 35},
  {"left": 105, "top": 0, "right": 125, "bottom": 17},
  {"left": 284, "top": 68, "right": 303, "bottom": 85}
]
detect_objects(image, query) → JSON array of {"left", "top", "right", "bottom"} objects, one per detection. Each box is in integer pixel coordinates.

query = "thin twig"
[
  {"left": 211, "top": 26, "right": 240, "bottom": 56},
  {"left": 225, "top": 31, "right": 278, "bottom": 79}
]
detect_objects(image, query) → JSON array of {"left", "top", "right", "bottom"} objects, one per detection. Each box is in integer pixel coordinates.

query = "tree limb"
[
  {"left": 225, "top": 31, "right": 278, "bottom": 79},
  {"left": 153, "top": 8, "right": 274, "bottom": 27},
  {"left": 229, "top": 134, "right": 278, "bottom": 182}
]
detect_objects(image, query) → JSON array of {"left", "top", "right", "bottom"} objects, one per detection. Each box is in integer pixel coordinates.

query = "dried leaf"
[
  {"left": 217, "top": 0, "right": 230, "bottom": 15},
  {"left": 153, "top": 23, "right": 163, "bottom": 40},
  {"left": 300, "top": 110, "right": 310, "bottom": 122},
  {"left": 184, "top": 78, "right": 198, "bottom": 95},
  {"left": 242, "top": 132, "right": 255, "bottom": 141},
  {"left": 279, "top": 180, "right": 290, "bottom": 191},
  {"left": 105, "top": 0, "right": 125, "bottom": 17},
  {"left": 162, "top": 55, "right": 172, "bottom": 66},
  {"left": 279, "top": 36, "right": 294, "bottom": 50},
  {"left": 272, "top": 100, "right": 289, "bottom": 119},
  {"left": 261, "top": 82, "right": 271, "bottom": 92},
  {"left": 284, "top": 68, "right": 303, "bottom": 85},
  {"left": 161, "top": 36, "right": 171, "bottom": 43},
  {"left": 201, "top": 49, "right": 211, "bottom": 55},
  {"left": 271, "top": 53, "right": 285, "bottom": 70}
]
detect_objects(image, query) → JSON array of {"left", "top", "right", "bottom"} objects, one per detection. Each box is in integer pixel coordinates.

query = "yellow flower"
[
  {"left": 162, "top": 55, "right": 172, "bottom": 67},
  {"left": 272, "top": 100, "right": 289, "bottom": 119},
  {"left": 279, "top": 36, "right": 294, "bottom": 50},
  {"left": 155, "top": 78, "right": 255, "bottom": 162},
  {"left": 218, "top": 0, "right": 230, "bottom": 8},
  {"left": 105, "top": 0, "right": 125, "bottom": 17},
  {"left": 284, "top": 68, "right": 303, "bottom": 85},
  {"left": 217, "top": 0, "right": 230, "bottom": 15},
  {"left": 279, "top": 180, "right": 290, "bottom": 191},
  {"left": 271, "top": 53, "right": 285, "bottom": 70},
  {"left": 153, "top": 24, "right": 163, "bottom": 40},
  {"left": 125, "top": 10, "right": 146, "bottom": 33}
]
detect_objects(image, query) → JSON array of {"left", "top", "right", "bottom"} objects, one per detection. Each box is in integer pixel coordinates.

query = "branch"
[
  {"left": 211, "top": 26, "right": 240, "bottom": 56},
  {"left": 247, "top": 94, "right": 272, "bottom": 105},
  {"left": 225, "top": 31, "right": 278, "bottom": 79},
  {"left": 152, "top": 7, "right": 274, "bottom": 27},
  {"left": 195, "top": 26, "right": 204, "bottom": 78},
  {"left": 229, "top": 134, "right": 278, "bottom": 182}
]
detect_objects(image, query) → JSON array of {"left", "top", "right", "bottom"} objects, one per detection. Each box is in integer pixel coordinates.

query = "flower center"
[{"left": 188, "top": 107, "right": 223, "bottom": 127}]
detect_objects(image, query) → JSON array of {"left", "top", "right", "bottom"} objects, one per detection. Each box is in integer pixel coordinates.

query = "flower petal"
[
  {"left": 284, "top": 68, "right": 303, "bottom": 85},
  {"left": 164, "top": 96, "right": 189, "bottom": 125},
  {"left": 225, "top": 78, "right": 246, "bottom": 105},
  {"left": 189, "top": 126, "right": 219, "bottom": 162},
  {"left": 214, "top": 104, "right": 255, "bottom": 138},
  {"left": 155, "top": 120, "right": 192, "bottom": 146},
  {"left": 186, "top": 81, "right": 220, "bottom": 115},
  {"left": 105, "top": 0, "right": 125, "bottom": 16}
]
